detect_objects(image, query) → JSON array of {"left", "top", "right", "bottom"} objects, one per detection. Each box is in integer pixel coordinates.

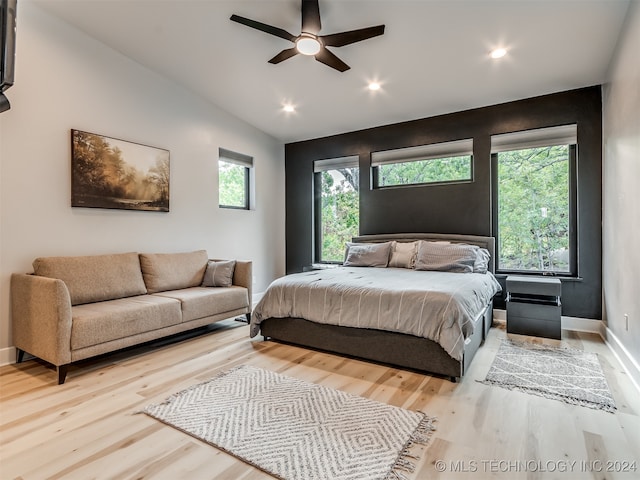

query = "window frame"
[
  {"left": 371, "top": 139, "right": 474, "bottom": 189},
  {"left": 371, "top": 155, "right": 474, "bottom": 189},
  {"left": 313, "top": 156, "right": 360, "bottom": 264},
  {"left": 218, "top": 148, "right": 252, "bottom": 210},
  {"left": 491, "top": 144, "right": 578, "bottom": 277}
]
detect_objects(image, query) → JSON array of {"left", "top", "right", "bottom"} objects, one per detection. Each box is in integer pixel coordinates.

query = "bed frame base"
[{"left": 260, "top": 303, "right": 492, "bottom": 381}]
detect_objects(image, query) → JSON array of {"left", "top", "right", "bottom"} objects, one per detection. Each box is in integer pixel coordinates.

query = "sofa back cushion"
[
  {"left": 33, "top": 252, "right": 147, "bottom": 306},
  {"left": 140, "top": 250, "right": 208, "bottom": 293}
]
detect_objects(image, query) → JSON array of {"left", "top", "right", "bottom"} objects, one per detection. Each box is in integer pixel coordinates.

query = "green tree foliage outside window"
[
  {"left": 219, "top": 160, "right": 248, "bottom": 208},
  {"left": 498, "top": 145, "right": 570, "bottom": 273},
  {"left": 377, "top": 156, "right": 472, "bottom": 187},
  {"left": 320, "top": 168, "right": 359, "bottom": 262}
]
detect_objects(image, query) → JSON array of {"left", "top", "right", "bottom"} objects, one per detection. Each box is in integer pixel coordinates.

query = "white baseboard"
[
  {"left": 0, "top": 346, "right": 16, "bottom": 367},
  {"left": 601, "top": 326, "right": 640, "bottom": 394},
  {"left": 494, "top": 309, "right": 602, "bottom": 334},
  {"left": 561, "top": 316, "right": 603, "bottom": 334}
]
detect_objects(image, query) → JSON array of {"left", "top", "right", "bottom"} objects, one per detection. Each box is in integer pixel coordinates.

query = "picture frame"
[{"left": 71, "top": 129, "right": 170, "bottom": 212}]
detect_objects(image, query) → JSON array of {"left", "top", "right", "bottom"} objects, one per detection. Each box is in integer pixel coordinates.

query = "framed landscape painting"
[{"left": 71, "top": 129, "right": 170, "bottom": 212}]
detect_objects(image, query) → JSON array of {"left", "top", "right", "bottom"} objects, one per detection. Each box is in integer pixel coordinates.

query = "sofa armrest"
[
  {"left": 11, "top": 273, "right": 73, "bottom": 366},
  {"left": 211, "top": 259, "right": 252, "bottom": 308},
  {"left": 232, "top": 261, "right": 252, "bottom": 309}
]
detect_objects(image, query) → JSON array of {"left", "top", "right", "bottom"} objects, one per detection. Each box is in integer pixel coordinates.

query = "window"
[
  {"left": 371, "top": 139, "right": 473, "bottom": 188},
  {"left": 314, "top": 156, "right": 359, "bottom": 263},
  {"left": 218, "top": 148, "right": 252, "bottom": 209},
  {"left": 492, "top": 125, "right": 577, "bottom": 275}
]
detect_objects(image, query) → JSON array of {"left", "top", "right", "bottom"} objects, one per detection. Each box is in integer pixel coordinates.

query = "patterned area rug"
[
  {"left": 142, "top": 365, "right": 436, "bottom": 480},
  {"left": 481, "top": 339, "right": 616, "bottom": 412}
]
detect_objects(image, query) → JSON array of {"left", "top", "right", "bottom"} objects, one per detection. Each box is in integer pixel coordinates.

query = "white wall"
[
  {"left": 602, "top": 1, "right": 640, "bottom": 369},
  {"left": 0, "top": 2, "right": 286, "bottom": 362}
]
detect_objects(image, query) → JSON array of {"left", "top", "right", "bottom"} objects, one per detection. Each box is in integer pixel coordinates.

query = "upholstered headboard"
[{"left": 352, "top": 233, "right": 496, "bottom": 274}]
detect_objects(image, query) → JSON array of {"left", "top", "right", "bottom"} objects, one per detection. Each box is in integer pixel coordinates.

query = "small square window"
[{"left": 218, "top": 148, "right": 252, "bottom": 210}]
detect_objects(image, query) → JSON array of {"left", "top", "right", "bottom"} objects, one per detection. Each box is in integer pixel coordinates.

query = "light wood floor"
[{"left": 1, "top": 319, "right": 639, "bottom": 480}]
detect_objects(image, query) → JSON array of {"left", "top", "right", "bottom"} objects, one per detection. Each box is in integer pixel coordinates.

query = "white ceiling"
[{"left": 33, "top": 0, "right": 631, "bottom": 143}]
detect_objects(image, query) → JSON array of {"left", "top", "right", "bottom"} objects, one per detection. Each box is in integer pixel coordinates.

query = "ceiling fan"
[{"left": 230, "top": 0, "right": 385, "bottom": 72}]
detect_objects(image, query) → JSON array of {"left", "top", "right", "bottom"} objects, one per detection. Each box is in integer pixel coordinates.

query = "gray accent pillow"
[
  {"left": 388, "top": 241, "right": 418, "bottom": 268},
  {"left": 201, "top": 260, "right": 236, "bottom": 287},
  {"left": 473, "top": 248, "right": 491, "bottom": 274},
  {"left": 414, "top": 241, "right": 478, "bottom": 273},
  {"left": 344, "top": 242, "right": 391, "bottom": 267}
]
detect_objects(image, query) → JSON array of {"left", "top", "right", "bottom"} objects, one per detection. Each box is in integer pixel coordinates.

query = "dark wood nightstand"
[{"left": 506, "top": 275, "right": 562, "bottom": 339}]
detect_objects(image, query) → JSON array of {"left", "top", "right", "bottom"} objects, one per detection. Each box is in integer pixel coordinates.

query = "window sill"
[{"left": 495, "top": 273, "right": 583, "bottom": 282}]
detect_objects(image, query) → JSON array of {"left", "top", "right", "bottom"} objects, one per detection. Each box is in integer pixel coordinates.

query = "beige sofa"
[{"left": 11, "top": 250, "right": 252, "bottom": 384}]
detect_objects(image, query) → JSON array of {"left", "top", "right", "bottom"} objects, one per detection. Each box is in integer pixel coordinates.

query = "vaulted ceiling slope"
[{"left": 33, "top": 0, "right": 631, "bottom": 143}]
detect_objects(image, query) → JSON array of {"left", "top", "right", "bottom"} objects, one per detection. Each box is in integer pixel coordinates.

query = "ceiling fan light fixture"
[
  {"left": 230, "top": 0, "right": 385, "bottom": 72},
  {"left": 296, "top": 35, "right": 321, "bottom": 56},
  {"left": 490, "top": 48, "right": 507, "bottom": 59}
]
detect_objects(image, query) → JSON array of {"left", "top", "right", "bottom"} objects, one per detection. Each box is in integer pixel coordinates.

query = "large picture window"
[
  {"left": 218, "top": 148, "right": 252, "bottom": 209},
  {"left": 314, "top": 156, "right": 359, "bottom": 263},
  {"left": 492, "top": 125, "right": 577, "bottom": 275},
  {"left": 371, "top": 139, "right": 473, "bottom": 188}
]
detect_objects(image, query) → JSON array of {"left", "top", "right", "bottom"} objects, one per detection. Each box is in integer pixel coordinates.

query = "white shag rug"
[
  {"left": 142, "top": 365, "right": 436, "bottom": 480},
  {"left": 481, "top": 339, "right": 616, "bottom": 412}
]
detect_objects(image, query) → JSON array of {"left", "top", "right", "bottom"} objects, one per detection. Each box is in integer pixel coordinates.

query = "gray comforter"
[{"left": 250, "top": 267, "right": 501, "bottom": 361}]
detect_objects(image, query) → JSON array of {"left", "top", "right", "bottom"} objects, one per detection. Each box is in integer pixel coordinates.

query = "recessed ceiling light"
[
  {"left": 283, "top": 104, "right": 295, "bottom": 113},
  {"left": 490, "top": 48, "right": 507, "bottom": 59},
  {"left": 368, "top": 82, "right": 381, "bottom": 91}
]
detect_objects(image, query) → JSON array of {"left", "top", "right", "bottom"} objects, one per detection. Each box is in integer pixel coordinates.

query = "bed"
[{"left": 250, "top": 233, "right": 502, "bottom": 381}]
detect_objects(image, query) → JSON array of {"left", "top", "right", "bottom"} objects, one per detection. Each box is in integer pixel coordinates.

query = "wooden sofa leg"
[
  {"left": 57, "top": 365, "right": 68, "bottom": 385},
  {"left": 246, "top": 312, "right": 252, "bottom": 323},
  {"left": 16, "top": 348, "right": 25, "bottom": 363}
]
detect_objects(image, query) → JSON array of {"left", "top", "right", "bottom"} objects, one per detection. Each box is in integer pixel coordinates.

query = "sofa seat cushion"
[
  {"left": 153, "top": 286, "right": 249, "bottom": 322},
  {"left": 70, "top": 295, "right": 182, "bottom": 350},
  {"left": 33, "top": 252, "right": 147, "bottom": 306},
  {"left": 140, "top": 250, "right": 208, "bottom": 294}
]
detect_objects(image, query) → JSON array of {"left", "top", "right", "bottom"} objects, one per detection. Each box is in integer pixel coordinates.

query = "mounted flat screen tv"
[{"left": 1, "top": 0, "right": 17, "bottom": 112}]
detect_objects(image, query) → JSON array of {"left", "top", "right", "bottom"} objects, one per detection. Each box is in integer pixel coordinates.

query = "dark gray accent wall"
[{"left": 285, "top": 86, "right": 602, "bottom": 319}]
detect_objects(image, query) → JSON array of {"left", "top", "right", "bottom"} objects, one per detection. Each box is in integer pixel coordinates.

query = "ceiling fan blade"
[
  {"left": 321, "top": 25, "right": 385, "bottom": 47},
  {"left": 269, "top": 48, "right": 299, "bottom": 64},
  {"left": 230, "top": 14, "right": 297, "bottom": 43},
  {"left": 315, "top": 48, "right": 350, "bottom": 72},
  {"left": 301, "top": 0, "right": 321, "bottom": 34}
]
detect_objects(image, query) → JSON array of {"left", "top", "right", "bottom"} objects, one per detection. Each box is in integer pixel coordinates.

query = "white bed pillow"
[
  {"left": 344, "top": 242, "right": 392, "bottom": 267},
  {"left": 414, "top": 241, "right": 478, "bottom": 273},
  {"left": 473, "top": 248, "right": 491, "bottom": 274},
  {"left": 388, "top": 241, "right": 418, "bottom": 268}
]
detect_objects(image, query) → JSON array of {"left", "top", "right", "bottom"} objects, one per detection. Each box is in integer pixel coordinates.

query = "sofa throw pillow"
[
  {"left": 201, "top": 260, "right": 236, "bottom": 287},
  {"left": 343, "top": 242, "right": 391, "bottom": 267},
  {"left": 388, "top": 241, "right": 418, "bottom": 268},
  {"left": 473, "top": 248, "right": 491, "bottom": 274},
  {"left": 414, "top": 241, "right": 478, "bottom": 273}
]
